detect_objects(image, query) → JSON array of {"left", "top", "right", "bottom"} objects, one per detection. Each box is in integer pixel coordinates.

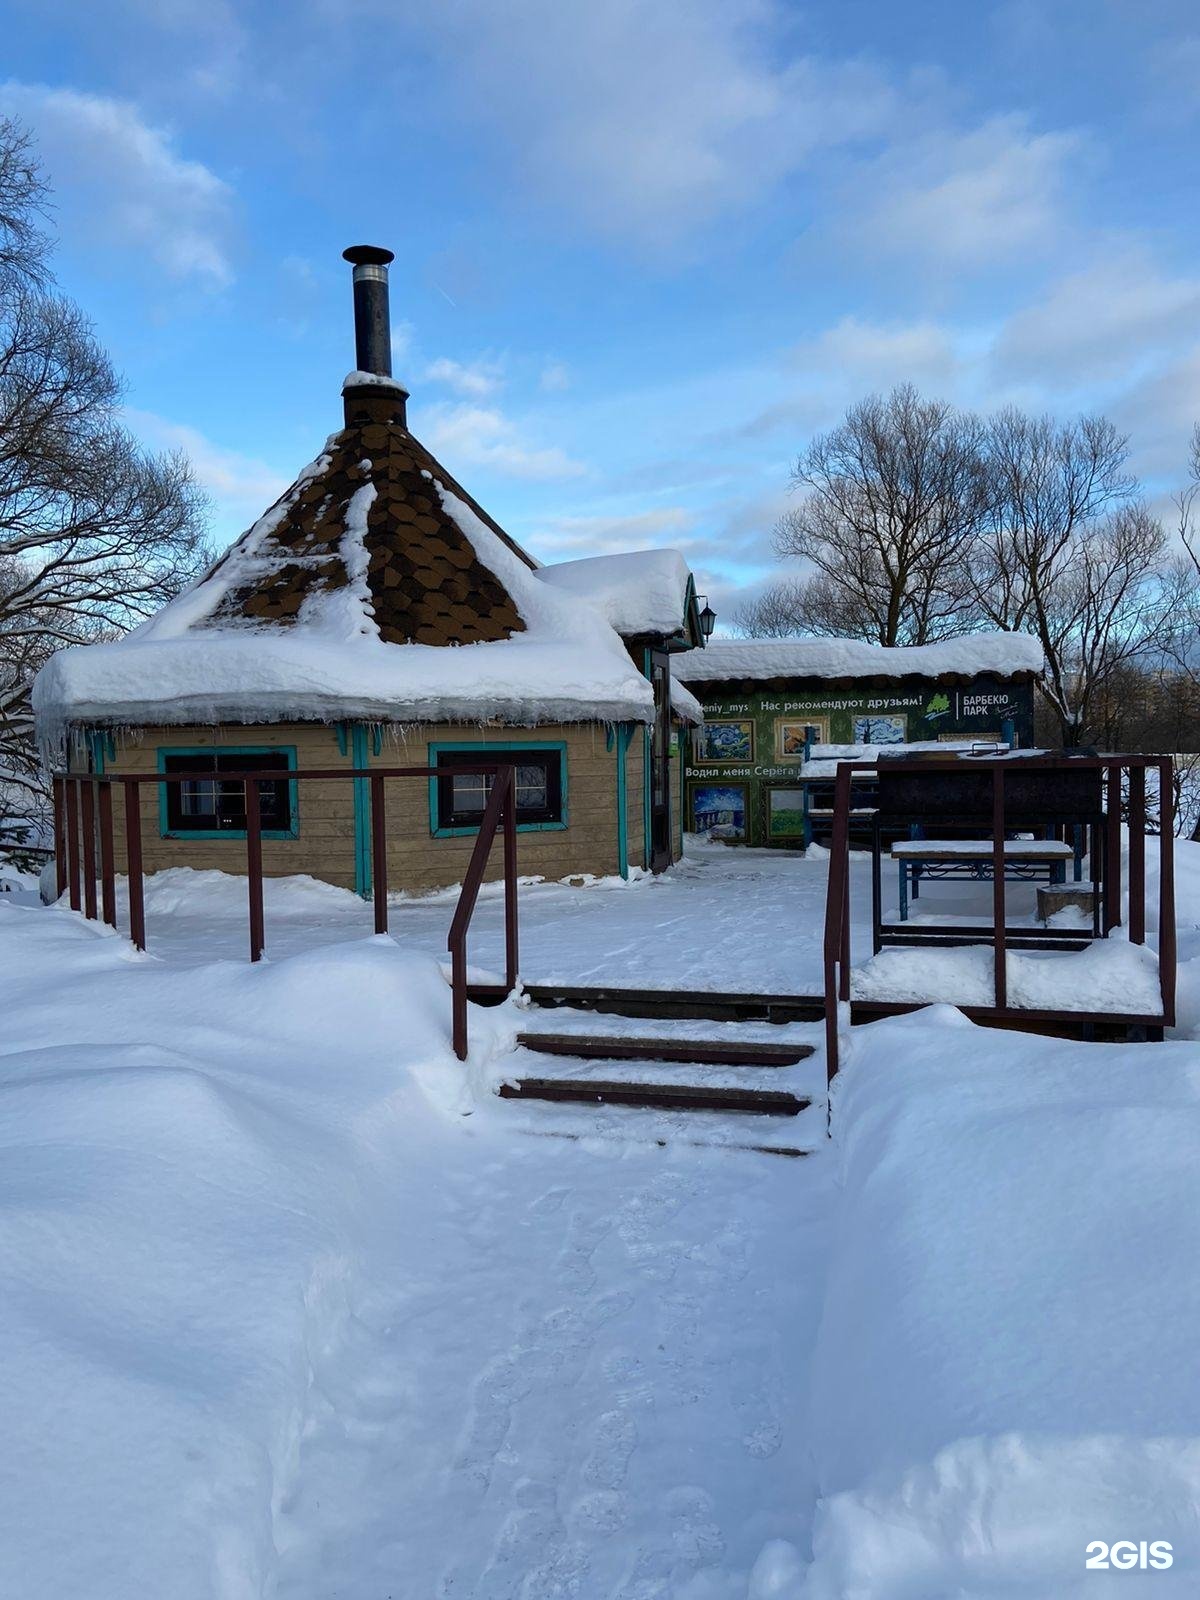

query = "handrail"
[
  {"left": 447, "top": 765, "right": 517, "bottom": 1060},
  {"left": 50, "top": 760, "right": 522, "bottom": 1064}
]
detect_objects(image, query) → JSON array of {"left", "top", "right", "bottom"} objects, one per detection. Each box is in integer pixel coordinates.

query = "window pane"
[
  {"left": 181, "top": 779, "right": 217, "bottom": 816},
  {"left": 516, "top": 764, "right": 547, "bottom": 809},
  {"left": 162, "top": 751, "right": 292, "bottom": 834},
  {"left": 451, "top": 772, "right": 490, "bottom": 813}
]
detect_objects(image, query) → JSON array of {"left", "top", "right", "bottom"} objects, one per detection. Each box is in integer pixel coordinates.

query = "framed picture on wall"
[
  {"left": 852, "top": 712, "right": 908, "bottom": 745},
  {"left": 690, "top": 783, "right": 749, "bottom": 840},
  {"left": 766, "top": 786, "right": 807, "bottom": 839},
  {"left": 776, "top": 715, "right": 829, "bottom": 758},
  {"left": 699, "top": 720, "right": 754, "bottom": 762}
]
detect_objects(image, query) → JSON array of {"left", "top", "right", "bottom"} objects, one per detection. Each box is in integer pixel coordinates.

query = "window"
[
  {"left": 158, "top": 748, "right": 297, "bottom": 838},
  {"left": 431, "top": 744, "right": 567, "bottom": 834}
]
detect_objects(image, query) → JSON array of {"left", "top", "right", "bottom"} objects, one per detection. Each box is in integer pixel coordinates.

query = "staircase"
[{"left": 493, "top": 992, "right": 827, "bottom": 1157}]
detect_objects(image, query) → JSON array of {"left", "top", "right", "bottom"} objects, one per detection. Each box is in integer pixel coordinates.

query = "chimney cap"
[{"left": 343, "top": 244, "right": 395, "bottom": 267}]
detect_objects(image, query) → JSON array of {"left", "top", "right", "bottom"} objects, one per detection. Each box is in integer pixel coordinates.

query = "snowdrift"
[
  {"left": 805, "top": 1005, "right": 1200, "bottom": 1598},
  {"left": 0, "top": 899, "right": 513, "bottom": 1600}
]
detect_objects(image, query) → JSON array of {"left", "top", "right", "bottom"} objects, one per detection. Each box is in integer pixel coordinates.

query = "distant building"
[{"left": 676, "top": 634, "right": 1044, "bottom": 848}]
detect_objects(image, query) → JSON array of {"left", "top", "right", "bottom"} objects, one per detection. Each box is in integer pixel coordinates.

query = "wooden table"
[{"left": 891, "top": 838, "right": 1073, "bottom": 921}]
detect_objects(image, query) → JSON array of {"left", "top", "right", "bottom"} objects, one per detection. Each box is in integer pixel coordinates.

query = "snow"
[
  {"left": 675, "top": 631, "right": 1045, "bottom": 684},
  {"left": 7, "top": 831, "right": 1200, "bottom": 1595},
  {"left": 670, "top": 673, "right": 704, "bottom": 724},
  {"left": 0, "top": 892, "right": 831, "bottom": 1598},
  {"left": 805, "top": 1004, "right": 1200, "bottom": 1598},
  {"left": 891, "top": 837, "right": 1072, "bottom": 857},
  {"left": 850, "top": 934, "right": 1165, "bottom": 1014},
  {"left": 342, "top": 369, "right": 408, "bottom": 391},
  {"left": 537, "top": 548, "right": 693, "bottom": 638},
  {"left": 32, "top": 481, "right": 655, "bottom": 745}
]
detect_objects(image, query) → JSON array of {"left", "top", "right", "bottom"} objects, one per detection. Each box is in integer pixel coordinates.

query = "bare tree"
[
  {"left": 0, "top": 118, "right": 208, "bottom": 856},
  {"left": 971, "top": 410, "right": 1164, "bottom": 744},
  {"left": 767, "top": 384, "right": 990, "bottom": 646},
  {"left": 732, "top": 573, "right": 885, "bottom": 639}
]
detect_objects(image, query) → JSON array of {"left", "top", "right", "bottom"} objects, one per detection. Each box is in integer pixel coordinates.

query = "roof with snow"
[
  {"left": 33, "top": 381, "right": 657, "bottom": 742},
  {"left": 538, "top": 549, "right": 697, "bottom": 641},
  {"left": 674, "top": 632, "right": 1045, "bottom": 687}
]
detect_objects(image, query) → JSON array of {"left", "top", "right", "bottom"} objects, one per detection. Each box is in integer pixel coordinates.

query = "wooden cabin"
[{"left": 33, "top": 247, "right": 706, "bottom": 896}]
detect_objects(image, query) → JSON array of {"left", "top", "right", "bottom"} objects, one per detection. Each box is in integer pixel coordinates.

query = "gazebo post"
[
  {"left": 245, "top": 778, "right": 265, "bottom": 962},
  {"left": 64, "top": 778, "right": 81, "bottom": 911},
  {"left": 991, "top": 766, "right": 1006, "bottom": 1009},
  {"left": 80, "top": 778, "right": 98, "bottom": 921},
  {"left": 1128, "top": 762, "right": 1145, "bottom": 945}
]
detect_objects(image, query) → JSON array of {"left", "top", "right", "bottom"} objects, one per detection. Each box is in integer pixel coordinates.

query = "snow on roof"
[
  {"left": 674, "top": 632, "right": 1045, "bottom": 685},
  {"left": 33, "top": 447, "right": 655, "bottom": 742},
  {"left": 670, "top": 677, "right": 704, "bottom": 726},
  {"left": 538, "top": 549, "right": 693, "bottom": 638}
]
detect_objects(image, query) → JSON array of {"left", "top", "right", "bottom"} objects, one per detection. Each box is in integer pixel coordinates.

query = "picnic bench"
[{"left": 891, "top": 838, "right": 1073, "bottom": 921}]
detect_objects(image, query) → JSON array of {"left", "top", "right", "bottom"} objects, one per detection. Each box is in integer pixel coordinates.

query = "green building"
[{"left": 675, "top": 633, "right": 1043, "bottom": 848}]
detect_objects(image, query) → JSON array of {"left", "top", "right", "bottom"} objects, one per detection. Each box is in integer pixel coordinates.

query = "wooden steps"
[
  {"left": 515, "top": 1032, "right": 814, "bottom": 1067},
  {"left": 499, "top": 1077, "right": 810, "bottom": 1115},
  {"left": 502, "top": 1029, "right": 816, "bottom": 1119},
  {"left": 468, "top": 983, "right": 824, "bottom": 1024}
]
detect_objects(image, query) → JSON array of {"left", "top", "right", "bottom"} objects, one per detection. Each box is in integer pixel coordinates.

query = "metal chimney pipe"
[{"left": 342, "top": 245, "right": 395, "bottom": 377}]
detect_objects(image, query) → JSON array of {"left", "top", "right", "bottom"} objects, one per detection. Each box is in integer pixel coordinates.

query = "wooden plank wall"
[{"left": 76, "top": 719, "right": 647, "bottom": 895}]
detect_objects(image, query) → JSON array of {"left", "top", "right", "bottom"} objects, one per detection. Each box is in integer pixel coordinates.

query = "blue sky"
[{"left": 3, "top": 0, "right": 1200, "bottom": 623}]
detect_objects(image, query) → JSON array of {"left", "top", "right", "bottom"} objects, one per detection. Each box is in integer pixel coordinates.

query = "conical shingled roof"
[
  {"left": 202, "top": 387, "right": 535, "bottom": 647},
  {"left": 32, "top": 376, "right": 659, "bottom": 740}
]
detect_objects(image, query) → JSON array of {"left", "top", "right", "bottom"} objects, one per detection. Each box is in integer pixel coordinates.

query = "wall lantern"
[{"left": 698, "top": 598, "right": 717, "bottom": 640}]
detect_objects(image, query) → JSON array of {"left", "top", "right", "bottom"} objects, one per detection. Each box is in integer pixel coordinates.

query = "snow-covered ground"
[
  {"left": 4, "top": 834, "right": 1200, "bottom": 1597},
  {"left": 45, "top": 833, "right": 1127, "bottom": 996},
  {"left": 809, "top": 1006, "right": 1200, "bottom": 1599}
]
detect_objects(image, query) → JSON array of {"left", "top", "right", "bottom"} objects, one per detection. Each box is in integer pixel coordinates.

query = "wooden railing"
[
  {"left": 51, "top": 762, "right": 520, "bottom": 1063},
  {"left": 822, "top": 753, "right": 1176, "bottom": 1081}
]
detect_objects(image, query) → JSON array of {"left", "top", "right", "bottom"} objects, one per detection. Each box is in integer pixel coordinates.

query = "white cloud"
[
  {"left": 390, "top": 320, "right": 416, "bottom": 365},
  {"left": 120, "top": 0, "right": 248, "bottom": 98},
  {"left": 126, "top": 409, "right": 288, "bottom": 526},
  {"left": 540, "top": 361, "right": 571, "bottom": 393},
  {"left": 424, "top": 355, "right": 505, "bottom": 398},
  {"left": 840, "top": 114, "right": 1083, "bottom": 270},
  {"left": 401, "top": 0, "right": 897, "bottom": 245},
  {"left": 0, "top": 82, "right": 234, "bottom": 286},
  {"left": 994, "top": 253, "right": 1200, "bottom": 384},
  {"left": 532, "top": 507, "right": 692, "bottom": 555},
  {"left": 419, "top": 402, "right": 586, "bottom": 481},
  {"left": 794, "top": 317, "right": 961, "bottom": 388},
  {"left": 1110, "top": 349, "right": 1200, "bottom": 478}
]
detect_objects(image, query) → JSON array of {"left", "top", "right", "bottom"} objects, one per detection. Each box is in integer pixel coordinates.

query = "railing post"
[
  {"left": 503, "top": 765, "right": 518, "bottom": 991},
  {"left": 64, "top": 778, "right": 81, "bottom": 911},
  {"left": 992, "top": 765, "right": 1006, "bottom": 1010},
  {"left": 452, "top": 942, "right": 468, "bottom": 1061},
  {"left": 1128, "top": 762, "right": 1146, "bottom": 945},
  {"left": 80, "top": 778, "right": 98, "bottom": 921},
  {"left": 123, "top": 779, "right": 146, "bottom": 951},
  {"left": 53, "top": 776, "right": 67, "bottom": 899},
  {"left": 1158, "top": 758, "right": 1176, "bottom": 1028},
  {"left": 823, "top": 761, "right": 854, "bottom": 1086},
  {"left": 1104, "top": 764, "right": 1122, "bottom": 932},
  {"left": 98, "top": 782, "right": 117, "bottom": 928},
  {"left": 371, "top": 773, "right": 388, "bottom": 935},
  {"left": 246, "top": 778, "right": 265, "bottom": 961}
]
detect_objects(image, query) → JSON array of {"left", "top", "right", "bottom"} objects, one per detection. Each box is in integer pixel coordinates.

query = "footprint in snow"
[{"left": 581, "top": 1408, "right": 638, "bottom": 1490}]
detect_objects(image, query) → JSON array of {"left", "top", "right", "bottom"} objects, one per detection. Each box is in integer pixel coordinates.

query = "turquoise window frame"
[
  {"left": 428, "top": 739, "right": 569, "bottom": 837},
  {"left": 156, "top": 745, "right": 300, "bottom": 841}
]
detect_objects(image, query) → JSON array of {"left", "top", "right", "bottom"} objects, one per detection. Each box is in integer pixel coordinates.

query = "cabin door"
[{"left": 649, "top": 650, "right": 672, "bottom": 872}]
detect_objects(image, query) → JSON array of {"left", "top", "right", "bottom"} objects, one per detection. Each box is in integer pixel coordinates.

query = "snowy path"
[
  {"left": 271, "top": 1120, "right": 834, "bottom": 1599},
  {"left": 103, "top": 840, "right": 1051, "bottom": 994}
]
